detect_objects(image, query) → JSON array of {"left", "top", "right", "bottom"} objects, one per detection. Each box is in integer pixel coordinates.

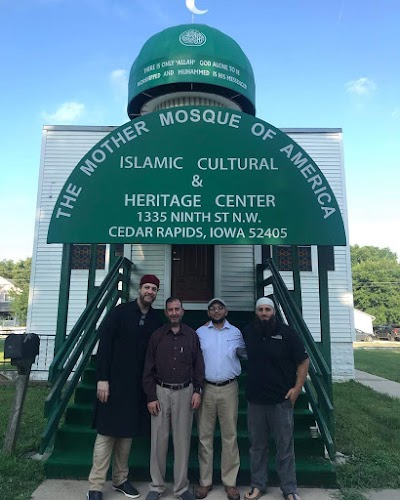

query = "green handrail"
[
  {"left": 256, "top": 259, "right": 335, "bottom": 459},
  {"left": 40, "top": 257, "right": 132, "bottom": 454},
  {"left": 48, "top": 257, "right": 129, "bottom": 382}
]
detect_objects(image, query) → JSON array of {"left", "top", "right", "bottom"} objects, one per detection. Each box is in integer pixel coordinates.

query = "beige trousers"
[
  {"left": 149, "top": 384, "right": 194, "bottom": 496},
  {"left": 88, "top": 433, "right": 132, "bottom": 491},
  {"left": 197, "top": 380, "right": 240, "bottom": 487}
]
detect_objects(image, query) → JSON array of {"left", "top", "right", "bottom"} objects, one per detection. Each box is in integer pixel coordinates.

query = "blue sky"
[{"left": 0, "top": 0, "right": 399, "bottom": 260}]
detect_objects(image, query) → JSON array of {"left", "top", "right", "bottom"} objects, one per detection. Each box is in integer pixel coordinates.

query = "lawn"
[
  {"left": 0, "top": 384, "right": 49, "bottom": 500},
  {"left": 354, "top": 348, "right": 400, "bottom": 383},
  {"left": 0, "top": 338, "right": 12, "bottom": 370},
  {"left": 334, "top": 380, "right": 400, "bottom": 499}
]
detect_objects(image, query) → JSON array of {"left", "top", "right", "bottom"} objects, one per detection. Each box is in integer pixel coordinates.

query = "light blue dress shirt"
[{"left": 196, "top": 320, "right": 245, "bottom": 383}]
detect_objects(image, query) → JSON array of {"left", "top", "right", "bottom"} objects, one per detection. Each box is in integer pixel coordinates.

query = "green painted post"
[
  {"left": 109, "top": 244, "right": 118, "bottom": 269},
  {"left": 87, "top": 244, "right": 98, "bottom": 303},
  {"left": 317, "top": 245, "right": 335, "bottom": 444},
  {"left": 256, "top": 264, "right": 263, "bottom": 298},
  {"left": 317, "top": 245, "right": 332, "bottom": 371},
  {"left": 258, "top": 246, "right": 271, "bottom": 298},
  {"left": 291, "top": 246, "right": 302, "bottom": 312},
  {"left": 54, "top": 244, "right": 72, "bottom": 357}
]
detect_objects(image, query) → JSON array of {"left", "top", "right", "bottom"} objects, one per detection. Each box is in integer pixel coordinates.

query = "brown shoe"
[
  {"left": 225, "top": 486, "right": 240, "bottom": 500},
  {"left": 194, "top": 485, "right": 213, "bottom": 499}
]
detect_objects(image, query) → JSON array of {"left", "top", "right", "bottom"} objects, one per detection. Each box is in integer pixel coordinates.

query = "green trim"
[
  {"left": 318, "top": 246, "right": 332, "bottom": 372},
  {"left": 54, "top": 244, "right": 72, "bottom": 358},
  {"left": 86, "top": 244, "right": 98, "bottom": 303},
  {"left": 291, "top": 245, "right": 302, "bottom": 311}
]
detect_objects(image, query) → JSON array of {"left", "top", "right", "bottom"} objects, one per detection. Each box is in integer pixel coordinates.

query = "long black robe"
[{"left": 93, "top": 299, "right": 162, "bottom": 437}]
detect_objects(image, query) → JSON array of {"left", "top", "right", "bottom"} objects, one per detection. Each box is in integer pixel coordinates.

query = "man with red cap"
[{"left": 87, "top": 275, "right": 163, "bottom": 500}]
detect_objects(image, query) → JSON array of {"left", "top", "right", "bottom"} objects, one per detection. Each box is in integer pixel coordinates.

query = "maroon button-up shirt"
[{"left": 142, "top": 322, "right": 205, "bottom": 402}]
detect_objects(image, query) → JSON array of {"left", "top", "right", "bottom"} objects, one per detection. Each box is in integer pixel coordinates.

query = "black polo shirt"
[{"left": 243, "top": 322, "right": 308, "bottom": 404}]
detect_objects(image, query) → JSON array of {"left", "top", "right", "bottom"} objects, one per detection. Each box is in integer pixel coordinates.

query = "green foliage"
[
  {"left": 351, "top": 245, "right": 400, "bottom": 324},
  {"left": 350, "top": 245, "right": 398, "bottom": 266},
  {"left": 0, "top": 258, "right": 31, "bottom": 326}
]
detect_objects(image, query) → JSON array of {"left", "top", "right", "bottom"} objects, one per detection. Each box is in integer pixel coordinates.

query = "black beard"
[
  {"left": 254, "top": 316, "right": 277, "bottom": 336},
  {"left": 212, "top": 318, "right": 225, "bottom": 325}
]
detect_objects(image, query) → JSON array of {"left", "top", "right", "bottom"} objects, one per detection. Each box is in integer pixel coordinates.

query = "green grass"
[
  {"left": 354, "top": 348, "right": 400, "bottom": 383},
  {"left": 334, "top": 380, "right": 400, "bottom": 498},
  {"left": 0, "top": 338, "right": 12, "bottom": 370},
  {"left": 0, "top": 384, "right": 49, "bottom": 500}
]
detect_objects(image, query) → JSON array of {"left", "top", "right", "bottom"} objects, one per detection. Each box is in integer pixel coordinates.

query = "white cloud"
[
  {"left": 345, "top": 77, "right": 377, "bottom": 96},
  {"left": 110, "top": 69, "right": 128, "bottom": 99},
  {"left": 42, "top": 101, "right": 85, "bottom": 124}
]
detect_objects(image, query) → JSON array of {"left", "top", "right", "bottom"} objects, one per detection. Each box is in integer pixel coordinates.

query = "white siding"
[
  {"left": 219, "top": 245, "right": 255, "bottom": 310},
  {"left": 27, "top": 127, "right": 113, "bottom": 371},
  {"left": 286, "top": 131, "right": 354, "bottom": 354},
  {"left": 129, "top": 244, "right": 167, "bottom": 309}
]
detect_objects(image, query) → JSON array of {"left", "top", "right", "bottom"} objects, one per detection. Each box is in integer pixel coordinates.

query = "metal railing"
[
  {"left": 256, "top": 258, "right": 335, "bottom": 459},
  {"left": 40, "top": 257, "right": 132, "bottom": 453}
]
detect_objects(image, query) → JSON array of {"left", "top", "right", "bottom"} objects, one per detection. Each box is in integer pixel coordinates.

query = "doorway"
[{"left": 171, "top": 245, "right": 214, "bottom": 302}]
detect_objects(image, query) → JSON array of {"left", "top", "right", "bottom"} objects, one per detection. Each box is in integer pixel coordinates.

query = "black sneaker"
[
  {"left": 113, "top": 481, "right": 140, "bottom": 498},
  {"left": 87, "top": 492, "right": 103, "bottom": 500}
]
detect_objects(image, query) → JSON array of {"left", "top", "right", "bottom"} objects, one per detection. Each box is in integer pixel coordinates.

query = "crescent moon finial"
[{"left": 185, "top": 0, "right": 208, "bottom": 16}]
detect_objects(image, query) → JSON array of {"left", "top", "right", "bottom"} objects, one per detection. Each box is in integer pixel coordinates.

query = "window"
[
  {"left": 276, "top": 245, "right": 335, "bottom": 272},
  {"left": 71, "top": 245, "right": 106, "bottom": 270},
  {"left": 277, "top": 246, "right": 312, "bottom": 271}
]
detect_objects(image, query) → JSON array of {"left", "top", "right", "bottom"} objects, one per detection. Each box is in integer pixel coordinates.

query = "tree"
[
  {"left": 0, "top": 258, "right": 31, "bottom": 325},
  {"left": 351, "top": 245, "right": 400, "bottom": 325}
]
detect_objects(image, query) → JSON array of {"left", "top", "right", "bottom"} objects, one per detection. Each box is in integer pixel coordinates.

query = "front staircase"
[
  {"left": 41, "top": 257, "right": 336, "bottom": 487},
  {"left": 45, "top": 353, "right": 335, "bottom": 486}
]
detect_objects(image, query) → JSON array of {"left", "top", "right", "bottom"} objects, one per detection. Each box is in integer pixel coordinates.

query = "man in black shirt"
[
  {"left": 242, "top": 297, "right": 309, "bottom": 500},
  {"left": 143, "top": 297, "right": 205, "bottom": 500},
  {"left": 88, "top": 275, "right": 163, "bottom": 500}
]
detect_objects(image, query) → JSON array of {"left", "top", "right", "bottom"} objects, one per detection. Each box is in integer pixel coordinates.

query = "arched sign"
[{"left": 47, "top": 107, "right": 346, "bottom": 246}]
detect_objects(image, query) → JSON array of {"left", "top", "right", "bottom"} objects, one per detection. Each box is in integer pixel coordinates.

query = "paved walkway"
[
  {"left": 31, "top": 480, "right": 340, "bottom": 500},
  {"left": 31, "top": 370, "right": 400, "bottom": 500},
  {"left": 31, "top": 480, "right": 400, "bottom": 500},
  {"left": 354, "top": 369, "right": 400, "bottom": 398}
]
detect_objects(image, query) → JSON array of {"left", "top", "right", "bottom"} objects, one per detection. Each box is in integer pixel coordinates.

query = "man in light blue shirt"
[{"left": 194, "top": 298, "right": 245, "bottom": 500}]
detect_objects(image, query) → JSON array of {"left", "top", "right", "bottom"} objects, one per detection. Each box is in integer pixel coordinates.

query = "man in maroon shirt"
[{"left": 143, "top": 297, "right": 205, "bottom": 500}]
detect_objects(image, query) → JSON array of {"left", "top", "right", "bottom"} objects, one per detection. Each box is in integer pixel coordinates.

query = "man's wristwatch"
[{"left": 193, "top": 387, "right": 203, "bottom": 395}]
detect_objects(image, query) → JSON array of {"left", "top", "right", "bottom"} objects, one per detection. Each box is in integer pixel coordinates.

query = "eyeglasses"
[
  {"left": 139, "top": 314, "right": 146, "bottom": 326},
  {"left": 208, "top": 306, "right": 224, "bottom": 312}
]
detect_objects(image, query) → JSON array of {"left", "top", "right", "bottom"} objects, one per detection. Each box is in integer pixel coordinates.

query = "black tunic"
[{"left": 93, "top": 299, "right": 162, "bottom": 437}]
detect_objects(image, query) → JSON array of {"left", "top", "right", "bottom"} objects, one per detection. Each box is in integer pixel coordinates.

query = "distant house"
[
  {"left": 354, "top": 308, "right": 375, "bottom": 336},
  {"left": 0, "top": 277, "right": 20, "bottom": 327}
]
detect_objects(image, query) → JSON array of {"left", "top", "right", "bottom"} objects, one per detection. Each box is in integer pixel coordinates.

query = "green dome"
[{"left": 127, "top": 24, "right": 255, "bottom": 117}]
